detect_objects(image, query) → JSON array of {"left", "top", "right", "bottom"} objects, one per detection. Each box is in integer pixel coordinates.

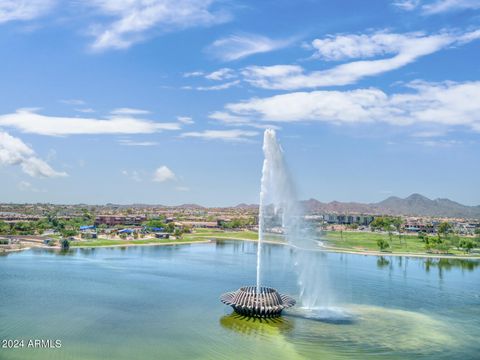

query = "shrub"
[
  {"left": 458, "top": 239, "right": 475, "bottom": 253},
  {"left": 61, "top": 238, "right": 70, "bottom": 250},
  {"left": 377, "top": 238, "right": 390, "bottom": 251}
]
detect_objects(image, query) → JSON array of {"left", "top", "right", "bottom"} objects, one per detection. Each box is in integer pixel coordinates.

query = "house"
[
  {"left": 80, "top": 225, "right": 97, "bottom": 239},
  {"left": 79, "top": 225, "right": 95, "bottom": 231},
  {"left": 179, "top": 221, "right": 218, "bottom": 228},
  {"left": 118, "top": 228, "right": 134, "bottom": 235},
  {"left": 145, "top": 226, "right": 164, "bottom": 233},
  {"left": 95, "top": 215, "right": 147, "bottom": 226}
]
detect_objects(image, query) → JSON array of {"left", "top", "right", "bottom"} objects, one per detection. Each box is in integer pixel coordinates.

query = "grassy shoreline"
[
  {"left": 184, "top": 229, "right": 480, "bottom": 259},
  {"left": 7, "top": 229, "right": 479, "bottom": 259},
  {"left": 69, "top": 237, "right": 210, "bottom": 248}
]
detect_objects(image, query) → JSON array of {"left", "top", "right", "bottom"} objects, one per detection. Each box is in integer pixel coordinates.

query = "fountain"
[
  {"left": 220, "top": 286, "right": 295, "bottom": 318},
  {"left": 220, "top": 129, "right": 296, "bottom": 318}
]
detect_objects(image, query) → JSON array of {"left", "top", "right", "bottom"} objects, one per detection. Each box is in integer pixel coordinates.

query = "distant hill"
[
  {"left": 300, "top": 194, "right": 480, "bottom": 219},
  {"left": 104, "top": 203, "right": 164, "bottom": 208},
  {"left": 175, "top": 203, "right": 205, "bottom": 209},
  {"left": 235, "top": 203, "right": 258, "bottom": 209},
  {"left": 104, "top": 203, "right": 204, "bottom": 209}
]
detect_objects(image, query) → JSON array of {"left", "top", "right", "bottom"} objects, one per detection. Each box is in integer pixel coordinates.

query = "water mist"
[{"left": 256, "top": 129, "right": 334, "bottom": 309}]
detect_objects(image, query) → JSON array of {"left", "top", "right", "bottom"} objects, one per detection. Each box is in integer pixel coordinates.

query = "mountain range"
[
  {"left": 90, "top": 194, "right": 480, "bottom": 219},
  {"left": 299, "top": 194, "right": 480, "bottom": 219}
]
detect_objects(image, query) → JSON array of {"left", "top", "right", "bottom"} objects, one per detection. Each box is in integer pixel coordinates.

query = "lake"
[{"left": 1, "top": 241, "right": 479, "bottom": 359}]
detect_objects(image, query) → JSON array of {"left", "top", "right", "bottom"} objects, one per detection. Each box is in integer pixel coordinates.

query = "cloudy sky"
[{"left": 0, "top": 0, "right": 479, "bottom": 206}]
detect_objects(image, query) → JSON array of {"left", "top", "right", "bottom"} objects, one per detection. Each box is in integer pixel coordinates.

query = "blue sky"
[{"left": 0, "top": 0, "right": 479, "bottom": 206}]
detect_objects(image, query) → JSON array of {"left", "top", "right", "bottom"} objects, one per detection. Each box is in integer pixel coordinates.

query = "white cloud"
[
  {"left": 417, "top": 139, "right": 463, "bottom": 147},
  {"left": 205, "top": 68, "right": 236, "bottom": 80},
  {"left": 180, "top": 129, "right": 259, "bottom": 142},
  {"left": 242, "top": 29, "right": 480, "bottom": 90},
  {"left": 153, "top": 165, "right": 176, "bottom": 182},
  {"left": 0, "top": 130, "right": 67, "bottom": 178},
  {"left": 182, "top": 68, "right": 239, "bottom": 90},
  {"left": 216, "top": 80, "right": 480, "bottom": 132},
  {"left": 87, "top": 0, "right": 231, "bottom": 51},
  {"left": 183, "top": 68, "right": 237, "bottom": 89},
  {"left": 0, "top": 0, "right": 55, "bottom": 24},
  {"left": 311, "top": 32, "right": 412, "bottom": 61},
  {"left": 206, "top": 33, "right": 294, "bottom": 61},
  {"left": 423, "top": 0, "right": 480, "bottom": 13},
  {"left": 0, "top": 108, "right": 180, "bottom": 136},
  {"left": 183, "top": 71, "right": 204, "bottom": 78},
  {"left": 195, "top": 80, "right": 240, "bottom": 91},
  {"left": 110, "top": 107, "right": 150, "bottom": 115},
  {"left": 118, "top": 139, "right": 158, "bottom": 146},
  {"left": 393, "top": 0, "right": 421, "bottom": 10},
  {"left": 209, "top": 111, "right": 251, "bottom": 125},
  {"left": 177, "top": 116, "right": 194, "bottom": 124},
  {"left": 393, "top": 0, "right": 480, "bottom": 15},
  {"left": 395, "top": 0, "right": 480, "bottom": 13},
  {"left": 209, "top": 111, "right": 280, "bottom": 130}
]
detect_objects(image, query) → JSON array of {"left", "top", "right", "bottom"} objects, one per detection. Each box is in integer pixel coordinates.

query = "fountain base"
[{"left": 221, "top": 286, "right": 296, "bottom": 318}]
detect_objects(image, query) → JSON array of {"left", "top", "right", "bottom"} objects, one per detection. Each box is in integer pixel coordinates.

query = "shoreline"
[
  {"left": 70, "top": 239, "right": 212, "bottom": 249},
  {"left": 0, "top": 246, "right": 32, "bottom": 254},
  {"left": 201, "top": 237, "right": 480, "bottom": 260},
  {"left": 318, "top": 246, "right": 480, "bottom": 260},
  {"left": 203, "top": 236, "right": 480, "bottom": 260},
  {"left": 3, "top": 236, "right": 479, "bottom": 261}
]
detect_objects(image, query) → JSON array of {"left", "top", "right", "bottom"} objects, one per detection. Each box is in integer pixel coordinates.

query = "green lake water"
[{"left": 1, "top": 241, "right": 479, "bottom": 359}]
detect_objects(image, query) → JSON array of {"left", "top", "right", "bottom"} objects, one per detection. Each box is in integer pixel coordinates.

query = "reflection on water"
[
  {"left": 220, "top": 312, "right": 295, "bottom": 336},
  {"left": 377, "top": 256, "right": 390, "bottom": 268},
  {"left": 424, "top": 257, "right": 480, "bottom": 271},
  {"left": 373, "top": 255, "right": 480, "bottom": 277}
]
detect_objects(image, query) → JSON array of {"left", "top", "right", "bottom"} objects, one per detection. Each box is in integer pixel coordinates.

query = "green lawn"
[
  {"left": 323, "top": 231, "right": 478, "bottom": 256},
  {"left": 186, "top": 230, "right": 258, "bottom": 241},
  {"left": 69, "top": 230, "right": 479, "bottom": 257},
  {"left": 324, "top": 231, "right": 423, "bottom": 252},
  {"left": 183, "top": 230, "right": 286, "bottom": 243},
  {"left": 187, "top": 229, "right": 478, "bottom": 256},
  {"left": 70, "top": 237, "right": 207, "bottom": 247}
]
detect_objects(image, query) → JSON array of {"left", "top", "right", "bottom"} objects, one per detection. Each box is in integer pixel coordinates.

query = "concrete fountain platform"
[{"left": 221, "top": 286, "right": 296, "bottom": 318}]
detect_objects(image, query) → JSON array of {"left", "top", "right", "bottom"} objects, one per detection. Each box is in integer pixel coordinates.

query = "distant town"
[{"left": 1, "top": 194, "right": 479, "bottom": 256}]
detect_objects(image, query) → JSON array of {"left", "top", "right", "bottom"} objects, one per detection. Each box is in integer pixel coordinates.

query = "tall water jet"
[
  {"left": 220, "top": 129, "right": 296, "bottom": 318},
  {"left": 256, "top": 129, "right": 296, "bottom": 293},
  {"left": 255, "top": 129, "right": 334, "bottom": 310}
]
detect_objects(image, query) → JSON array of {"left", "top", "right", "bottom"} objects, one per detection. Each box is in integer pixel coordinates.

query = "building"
[
  {"left": 178, "top": 221, "right": 218, "bottom": 228},
  {"left": 95, "top": 215, "right": 147, "bottom": 226},
  {"left": 324, "top": 214, "right": 374, "bottom": 226},
  {"left": 403, "top": 219, "right": 435, "bottom": 233},
  {"left": 80, "top": 225, "right": 97, "bottom": 239}
]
